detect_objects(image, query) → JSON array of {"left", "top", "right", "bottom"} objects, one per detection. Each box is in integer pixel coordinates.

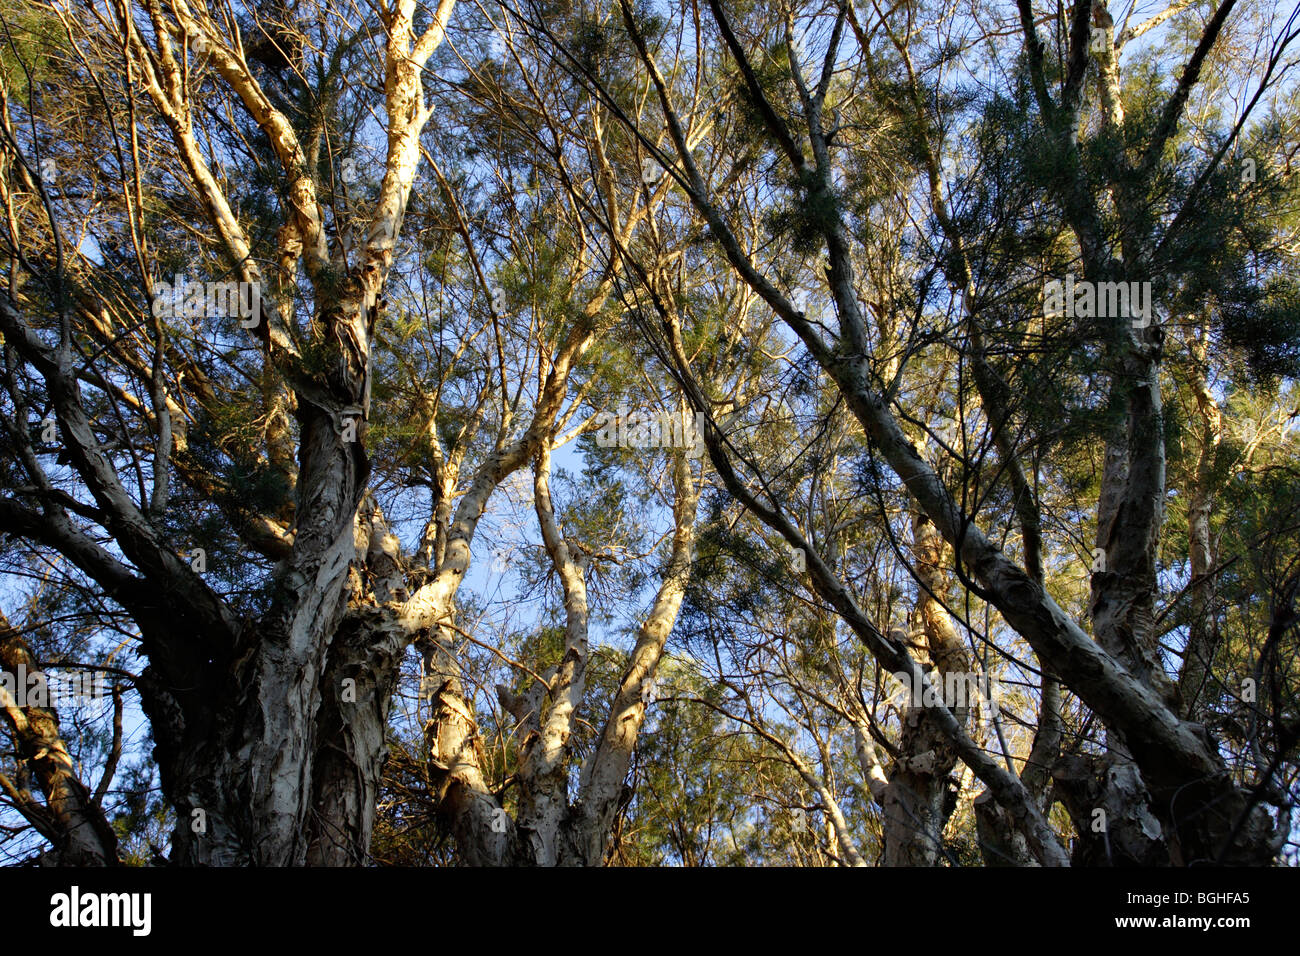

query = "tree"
[
  {"left": 576, "top": 0, "right": 1299, "bottom": 864},
  {"left": 0, "top": 0, "right": 1296, "bottom": 868}
]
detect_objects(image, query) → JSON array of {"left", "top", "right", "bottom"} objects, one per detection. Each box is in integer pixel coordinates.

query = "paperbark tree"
[
  {"left": 1, "top": 0, "right": 1296, "bottom": 867},
  {"left": 582, "top": 0, "right": 1297, "bottom": 864},
  {"left": 0, "top": 0, "right": 467, "bottom": 864}
]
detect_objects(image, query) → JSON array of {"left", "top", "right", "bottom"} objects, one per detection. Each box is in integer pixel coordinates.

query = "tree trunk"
[
  {"left": 1179, "top": 330, "right": 1222, "bottom": 722},
  {"left": 881, "top": 509, "right": 968, "bottom": 865},
  {"left": 0, "top": 613, "right": 119, "bottom": 865},
  {"left": 153, "top": 296, "right": 374, "bottom": 864}
]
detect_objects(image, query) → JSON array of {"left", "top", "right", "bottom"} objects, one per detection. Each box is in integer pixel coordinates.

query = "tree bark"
[{"left": 880, "top": 509, "right": 969, "bottom": 866}]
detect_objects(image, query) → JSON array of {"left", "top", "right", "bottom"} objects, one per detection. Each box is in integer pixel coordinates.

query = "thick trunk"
[
  {"left": 974, "top": 791, "right": 1033, "bottom": 866},
  {"left": 882, "top": 708, "right": 960, "bottom": 865},
  {"left": 153, "top": 306, "right": 373, "bottom": 864},
  {"left": 1068, "top": 332, "right": 1176, "bottom": 866},
  {"left": 1053, "top": 752, "right": 1167, "bottom": 866},
  {"left": 0, "top": 1, "right": 457, "bottom": 869},
  {"left": 422, "top": 633, "right": 516, "bottom": 866},
  {"left": 305, "top": 609, "right": 405, "bottom": 865},
  {"left": 305, "top": 503, "right": 410, "bottom": 865}
]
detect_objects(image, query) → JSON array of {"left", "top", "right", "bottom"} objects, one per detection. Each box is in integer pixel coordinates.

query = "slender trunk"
[
  {"left": 881, "top": 509, "right": 968, "bottom": 866},
  {"left": 1179, "top": 331, "right": 1222, "bottom": 722},
  {"left": 561, "top": 453, "right": 699, "bottom": 865},
  {"left": 0, "top": 613, "right": 119, "bottom": 865}
]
